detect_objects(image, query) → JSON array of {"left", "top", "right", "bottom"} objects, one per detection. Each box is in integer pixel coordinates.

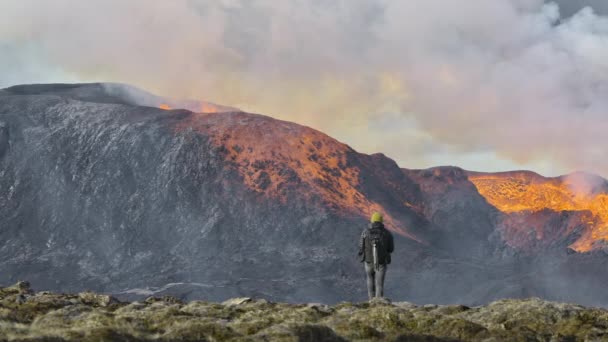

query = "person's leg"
[
  {"left": 364, "top": 262, "right": 375, "bottom": 300},
  {"left": 375, "top": 264, "right": 387, "bottom": 298}
]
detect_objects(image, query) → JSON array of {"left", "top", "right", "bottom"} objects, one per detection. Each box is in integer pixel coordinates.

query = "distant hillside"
[{"left": 2, "top": 83, "right": 608, "bottom": 307}]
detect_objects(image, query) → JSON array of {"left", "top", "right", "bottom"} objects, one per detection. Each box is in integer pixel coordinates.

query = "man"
[{"left": 358, "top": 212, "right": 394, "bottom": 300}]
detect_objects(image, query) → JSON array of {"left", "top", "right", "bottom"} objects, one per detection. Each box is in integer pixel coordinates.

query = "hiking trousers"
[{"left": 364, "top": 262, "right": 387, "bottom": 300}]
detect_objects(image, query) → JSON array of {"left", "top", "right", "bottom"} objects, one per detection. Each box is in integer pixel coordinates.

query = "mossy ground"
[{"left": 1, "top": 284, "right": 608, "bottom": 341}]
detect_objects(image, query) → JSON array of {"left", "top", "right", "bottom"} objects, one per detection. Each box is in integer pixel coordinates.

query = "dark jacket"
[{"left": 358, "top": 222, "right": 394, "bottom": 264}]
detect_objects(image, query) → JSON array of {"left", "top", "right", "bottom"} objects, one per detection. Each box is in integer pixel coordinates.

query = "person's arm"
[
  {"left": 387, "top": 231, "right": 394, "bottom": 253},
  {"left": 358, "top": 230, "right": 366, "bottom": 259}
]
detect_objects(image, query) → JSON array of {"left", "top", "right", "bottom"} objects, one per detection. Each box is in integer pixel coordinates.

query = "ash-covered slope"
[
  {"left": 0, "top": 83, "right": 368, "bottom": 302},
  {"left": 2, "top": 83, "right": 608, "bottom": 306},
  {"left": 0, "top": 83, "right": 431, "bottom": 303}
]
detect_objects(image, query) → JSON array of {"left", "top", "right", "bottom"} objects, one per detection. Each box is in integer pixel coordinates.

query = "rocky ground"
[{"left": 1, "top": 282, "right": 607, "bottom": 341}]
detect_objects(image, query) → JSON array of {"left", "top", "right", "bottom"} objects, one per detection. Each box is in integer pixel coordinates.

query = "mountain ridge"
[{"left": 2, "top": 83, "right": 608, "bottom": 307}]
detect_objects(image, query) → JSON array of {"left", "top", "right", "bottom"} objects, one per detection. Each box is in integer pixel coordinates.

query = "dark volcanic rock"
[
  {"left": 2, "top": 83, "right": 608, "bottom": 307},
  {"left": 0, "top": 120, "right": 9, "bottom": 159},
  {"left": 0, "top": 83, "right": 397, "bottom": 303}
]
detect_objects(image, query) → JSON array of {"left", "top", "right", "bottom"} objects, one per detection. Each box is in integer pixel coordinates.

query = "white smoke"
[{"left": 1, "top": 0, "right": 608, "bottom": 176}]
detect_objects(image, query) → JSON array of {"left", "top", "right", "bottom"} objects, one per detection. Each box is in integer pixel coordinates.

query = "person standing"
[{"left": 358, "top": 212, "right": 394, "bottom": 300}]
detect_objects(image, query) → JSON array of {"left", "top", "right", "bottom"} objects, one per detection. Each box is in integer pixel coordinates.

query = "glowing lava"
[
  {"left": 469, "top": 172, "right": 608, "bottom": 252},
  {"left": 200, "top": 103, "right": 220, "bottom": 113},
  {"left": 171, "top": 111, "right": 420, "bottom": 242},
  {"left": 159, "top": 102, "right": 225, "bottom": 113}
]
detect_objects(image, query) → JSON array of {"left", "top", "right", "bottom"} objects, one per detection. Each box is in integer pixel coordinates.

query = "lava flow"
[
  {"left": 200, "top": 103, "right": 220, "bottom": 113},
  {"left": 159, "top": 102, "right": 223, "bottom": 113},
  {"left": 469, "top": 171, "right": 608, "bottom": 252}
]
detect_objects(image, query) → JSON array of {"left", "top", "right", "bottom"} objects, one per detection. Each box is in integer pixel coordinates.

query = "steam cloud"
[{"left": 1, "top": 0, "right": 608, "bottom": 177}]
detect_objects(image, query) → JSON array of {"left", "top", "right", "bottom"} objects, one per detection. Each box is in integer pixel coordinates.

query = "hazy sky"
[{"left": 2, "top": 0, "right": 608, "bottom": 177}]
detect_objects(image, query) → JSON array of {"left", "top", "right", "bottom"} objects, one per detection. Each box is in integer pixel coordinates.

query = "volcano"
[{"left": 1, "top": 83, "right": 608, "bottom": 306}]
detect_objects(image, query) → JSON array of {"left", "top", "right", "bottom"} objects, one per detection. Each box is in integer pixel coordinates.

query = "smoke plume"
[{"left": 1, "top": 0, "right": 608, "bottom": 176}]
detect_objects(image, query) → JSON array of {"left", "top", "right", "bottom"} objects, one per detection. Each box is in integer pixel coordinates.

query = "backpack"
[{"left": 366, "top": 227, "right": 389, "bottom": 270}]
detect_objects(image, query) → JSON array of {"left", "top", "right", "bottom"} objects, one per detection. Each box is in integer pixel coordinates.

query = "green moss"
[
  {"left": 0, "top": 287, "right": 20, "bottom": 300},
  {"left": 4, "top": 284, "right": 608, "bottom": 341},
  {"left": 5, "top": 299, "right": 67, "bottom": 323},
  {"left": 332, "top": 319, "right": 384, "bottom": 340},
  {"left": 429, "top": 317, "right": 487, "bottom": 340},
  {"left": 83, "top": 327, "right": 145, "bottom": 342},
  {"left": 162, "top": 321, "right": 239, "bottom": 341},
  {"left": 434, "top": 305, "right": 470, "bottom": 316},
  {"left": 393, "top": 333, "right": 459, "bottom": 342},
  {"left": 230, "top": 313, "right": 276, "bottom": 335},
  {"left": 553, "top": 310, "right": 608, "bottom": 339},
  {"left": 290, "top": 324, "right": 347, "bottom": 342}
]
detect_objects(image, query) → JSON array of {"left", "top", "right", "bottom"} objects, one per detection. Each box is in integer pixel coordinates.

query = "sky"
[{"left": 1, "top": 0, "right": 608, "bottom": 177}]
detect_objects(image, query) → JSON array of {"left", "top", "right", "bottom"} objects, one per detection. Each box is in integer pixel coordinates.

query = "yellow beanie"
[{"left": 370, "top": 212, "right": 383, "bottom": 223}]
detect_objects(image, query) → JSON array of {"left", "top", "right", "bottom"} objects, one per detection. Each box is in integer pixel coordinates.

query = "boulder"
[
  {"left": 369, "top": 297, "right": 392, "bottom": 305},
  {"left": 222, "top": 297, "right": 252, "bottom": 306},
  {"left": 78, "top": 292, "right": 119, "bottom": 307},
  {"left": 15, "top": 281, "right": 33, "bottom": 295}
]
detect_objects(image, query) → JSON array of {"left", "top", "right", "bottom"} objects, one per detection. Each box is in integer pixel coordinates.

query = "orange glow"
[
  {"left": 171, "top": 112, "right": 421, "bottom": 242},
  {"left": 159, "top": 104, "right": 171, "bottom": 110},
  {"left": 200, "top": 103, "right": 219, "bottom": 113},
  {"left": 469, "top": 172, "right": 608, "bottom": 252}
]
